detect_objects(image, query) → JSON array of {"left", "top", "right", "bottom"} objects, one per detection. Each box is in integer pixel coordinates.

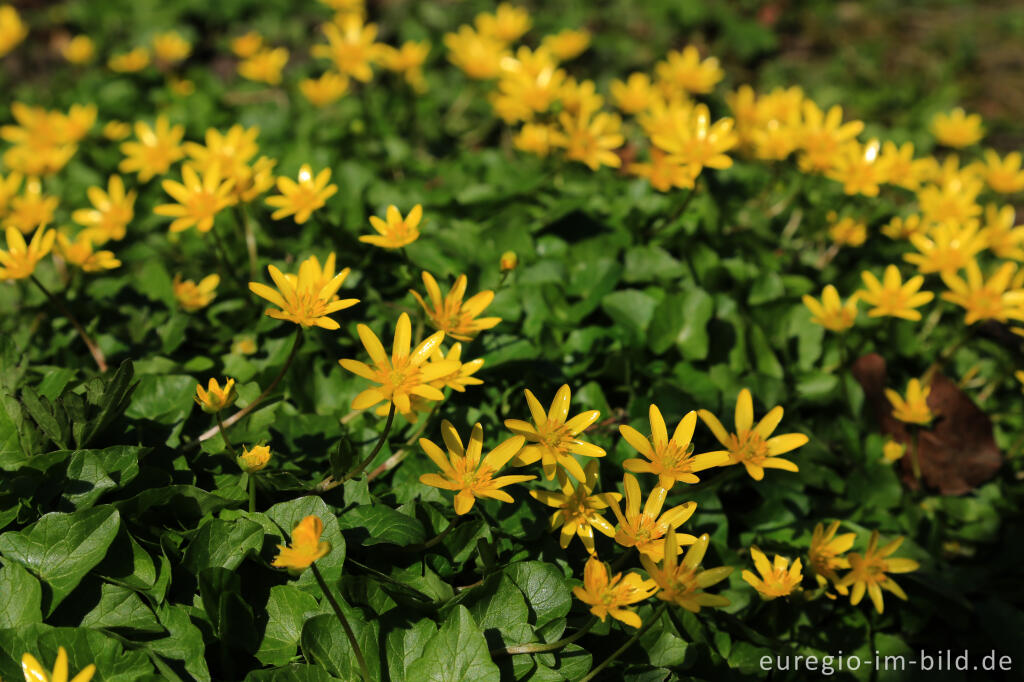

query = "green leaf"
[
  {"left": 244, "top": 665, "right": 342, "bottom": 682},
  {"left": 62, "top": 446, "right": 145, "bottom": 510},
  {"left": 80, "top": 583, "right": 164, "bottom": 633},
  {"left": 0, "top": 505, "right": 120, "bottom": 614},
  {"left": 0, "top": 561, "right": 42, "bottom": 628},
  {"left": 338, "top": 504, "right": 426, "bottom": 547},
  {"left": 256, "top": 585, "right": 322, "bottom": 667},
  {"left": 465, "top": 574, "right": 533, "bottom": 647},
  {"left": 385, "top": 618, "right": 437, "bottom": 682},
  {"left": 114, "top": 485, "right": 241, "bottom": 525},
  {"left": 184, "top": 517, "right": 264, "bottom": 573},
  {"left": 505, "top": 561, "right": 572, "bottom": 629},
  {"left": 154, "top": 604, "right": 212, "bottom": 682},
  {"left": 601, "top": 289, "right": 657, "bottom": 342},
  {"left": 264, "top": 496, "right": 346, "bottom": 582},
  {"left": 125, "top": 374, "right": 196, "bottom": 425},
  {"left": 648, "top": 289, "right": 714, "bottom": 358},
  {"left": 301, "top": 612, "right": 382, "bottom": 681},
  {"left": 406, "top": 605, "right": 500, "bottom": 682},
  {"left": 198, "top": 567, "right": 258, "bottom": 653}
]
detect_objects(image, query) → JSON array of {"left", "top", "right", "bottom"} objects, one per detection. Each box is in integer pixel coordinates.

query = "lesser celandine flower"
[
  {"left": 619, "top": 405, "right": 727, "bottom": 489},
  {"left": 836, "top": 531, "right": 919, "bottom": 614},
  {"left": 419, "top": 421, "right": 533, "bottom": 515},
  {"left": 173, "top": 273, "right": 219, "bottom": 312},
  {"left": 360, "top": 204, "right": 421, "bottom": 249},
  {"left": 0, "top": 224, "right": 54, "bottom": 281},
  {"left": 553, "top": 104, "right": 624, "bottom": 171},
  {"left": 410, "top": 271, "right": 501, "bottom": 341},
  {"left": 108, "top": 47, "right": 150, "bottom": 72},
  {"left": 654, "top": 46, "right": 723, "bottom": 95},
  {"left": 239, "top": 47, "right": 289, "bottom": 85},
  {"left": 340, "top": 312, "right": 457, "bottom": 417},
  {"left": 885, "top": 378, "right": 934, "bottom": 426},
  {"left": 513, "top": 123, "right": 557, "bottom": 157},
  {"left": 271, "top": 515, "right": 331, "bottom": 575},
  {"left": 380, "top": 40, "right": 430, "bottom": 92},
  {"left": 505, "top": 383, "right": 605, "bottom": 482},
  {"left": 426, "top": 343, "right": 484, "bottom": 393},
  {"left": 698, "top": 389, "right": 808, "bottom": 481},
  {"left": 541, "top": 28, "right": 590, "bottom": 61},
  {"left": 530, "top": 460, "right": 620, "bottom": 554},
  {"left": 742, "top": 547, "right": 803, "bottom": 599},
  {"left": 119, "top": 116, "right": 185, "bottom": 182},
  {"left": 917, "top": 178, "right": 982, "bottom": 225},
  {"left": 231, "top": 31, "right": 263, "bottom": 58},
  {"left": 300, "top": 72, "right": 350, "bottom": 107},
  {"left": 802, "top": 285, "right": 858, "bottom": 332},
  {"left": 0, "top": 4, "right": 27, "bottom": 58},
  {"left": 250, "top": 254, "right": 358, "bottom": 330},
  {"left": 608, "top": 475, "right": 697, "bottom": 561},
  {"left": 5, "top": 178, "right": 58, "bottom": 233},
  {"left": 265, "top": 164, "right": 337, "bottom": 224},
  {"left": 610, "top": 73, "right": 656, "bottom": 115},
  {"left": 155, "top": 163, "right": 236, "bottom": 233},
  {"left": 474, "top": 3, "right": 531, "bottom": 43},
  {"left": 152, "top": 31, "right": 191, "bottom": 63},
  {"left": 827, "top": 139, "right": 884, "bottom": 197},
  {"left": 977, "top": 150, "right": 1024, "bottom": 194},
  {"left": 572, "top": 555, "right": 658, "bottom": 629},
  {"left": 881, "top": 214, "right": 927, "bottom": 241},
  {"left": 21, "top": 646, "right": 96, "bottom": 682},
  {"left": 904, "top": 221, "right": 986, "bottom": 276},
  {"left": 941, "top": 261, "right": 1024, "bottom": 325},
  {"left": 807, "top": 521, "right": 855, "bottom": 592},
  {"left": 102, "top": 120, "right": 130, "bottom": 141},
  {"left": 882, "top": 440, "right": 906, "bottom": 463},
  {"left": 980, "top": 205, "right": 1024, "bottom": 261},
  {"left": 628, "top": 148, "right": 699, "bottom": 192},
  {"left": 238, "top": 444, "right": 271, "bottom": 473},
  {"left": 828, "top": 214, "right": 867, "bottom": 247},
  {"left": 61, "top": 35, "right": 94, "bottom": 64},
  {"left": 642, "top": 531, "right": 733, "bottom": 613},
  {"left": 0, "top": 170, "right": 21, "bottom": 213},
  {"left": 930, "top": 108, "right": 984, "bottom": 148},
  {"left": 195, "top": 378, "right": 237, "bottom": 413},
  {"left": 312, "top": 14, "right": 383, "bottom": 82},
  {"left": 443, "top": 25, "right": 508, "bottom": 80},
  {"left": 56, "top": 233, "right": 120, "bottom": 272},
  {"left": 857, "top": 265, "right": 934, "bottom": 321},
  {"left": 72, "top": 175, "right": 135, "bottom": 243},
  {"left": 652, "top": 104, "right": 737, "bottom": 176}
]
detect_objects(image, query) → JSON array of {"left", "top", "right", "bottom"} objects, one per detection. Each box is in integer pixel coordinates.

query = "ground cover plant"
[{"left": 1, "top": 0, "right": 1023, "bottom": 680}]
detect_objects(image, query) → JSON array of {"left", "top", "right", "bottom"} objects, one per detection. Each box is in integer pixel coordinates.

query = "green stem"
[
  {"left": 492, "top": 616, "right": 598, "bottom": 657},
  {"left": 340, "top": 402, "right": 396, "bottom": 483},
  {"left": 311, "top": 563, "right": 372, "bottom": 682},
  {"left": 401, "top": 516, "right": 464, "bottom": 553},
  {"left": 235, "top": 204, "right": 259, "bottom": 282},
  {"left": 580, "top": 603, "right": 668, "bottom": 682},
  {"left": 209, "top": 224, "right": 247, "bottom": 291},
  {"left": 909, "top": 426, "right": 922, "bottom": 483},
  {"left": 29, "top": 274, "right": 108, "bottom": 372},
  {"left": 198, "top": 327, "right": 303, "bottom": 442},
  {"left": 216, "top": 413, "right": 238, "bottom": 457},
  {"left": 366, "top": 401, "right": 439, "bottom": 482},
  {"left": 248, "top": 474, "right": 256, "bottom": 513}
]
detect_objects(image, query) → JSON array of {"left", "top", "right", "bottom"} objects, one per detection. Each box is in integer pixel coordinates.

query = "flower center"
[{"left": 726, "top": 430, "right": 769, "bottom": 465}]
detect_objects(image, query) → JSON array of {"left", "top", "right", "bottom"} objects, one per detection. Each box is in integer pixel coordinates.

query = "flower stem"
[
  {"left": 216, "top": 413, "right": 238, "bottom": 457},
  {"left": 248, "top": 474, "right": 257, "bottom": 513},
  {"left": 209, "top": 224, "right": 248, "bottom": 291},
  {"left": 234, "top": 204, "right": 259, "bottom": 282},
  {"left": 311, "top": 563, "right": 372, "bottom": 682},
  {"left": 29, "top": 274, "right": 108, "bottom": 372},
  {"left": 340, "top": 402, "right": 396, "bottom": 483},
  {"left": 492, "top": 616, "right": 598, "bottom": 657},
  {"left": 198, "top": 327, "right": 303, "bottom": 442},
  {"left": 909, "top": 425, "right": 922, "bottom": 483},
  {"left": 580, "top": 602, "right": 668, "bottom": 682},
  {"left": 365, "top": 402, "right": 438, "bottom": 482}
]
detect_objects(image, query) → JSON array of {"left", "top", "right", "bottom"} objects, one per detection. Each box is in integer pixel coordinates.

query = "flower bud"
[
  {"left": 238, "top": 444, "right": 271, "bottom": 473},
  {"left": 500, "top": 250, "right": 518, "bottom": 272},
  {"left": 195, "top": 377, "right": 237, "bottom": 413}
]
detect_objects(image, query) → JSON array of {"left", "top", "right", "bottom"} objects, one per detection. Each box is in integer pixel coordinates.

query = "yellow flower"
[
  {"left": 249, "top": 253, "right": 358, "bottom": 330},
  {"left": 108, "top": 47, "right": 150, "bottom": 72},
  {"left": 1016, "top": 370, "right": 1024, "bottom": 390},
  {"left": 742, "top": 547, "right": 803, "bottom": 599},
  {"left": 827, "top": 139, "right": 884, "bottom": 196},
  {"left": 610, "top": 73, "right": 656, "bottom": 115},
  {"left": 917, "top": 178, "right": 982, "bottom": 225},
  {"left": 904, "top": 220, "right": 986, "bottom": 277},
  {"left": 231, "top": 31, "right": 264, "bottom": 58},
  {"left": 0, "top": 225, "right": 53, "bottom": 281},
  {"left": 102, "top": 120, "right": 130, "bottom": 141},
  {"left": 21, "top": 646, "right": 96, "bottom": 682},
  {"left": 572, "top": 555, "right": 658, "bottom": 629},
  {"left": 182, "top": 125, "right": 271, "bottom": 203},
  {"left": 836, "top": 530, "right": 919, "bottom": 614},
  {"left": 794, "top": 101, "right": 863, "bottom": 174},
  {"left": 153, "top": 31, "right": 192, "bottom": 63},
  {"left": 312, "top": 14, "right": 382, "bottom": 82},
  {"left": 4, "top": 177, "right": 58, "bottom": 234},
  {"left": 530, "top": 459, "right": 619, "bottom": 554},
  {"left": 474, "top": 3, "right": 531, "bottom": 43},
  {"left": 119, "top": 116, "right": 185, "bottom": 182},
  {"left": 504, "top": 383, "right": 606, "bottom": 482},
  {"left": 884, "top": 378, "right": 934, "bottom": 425},
  {"left": 654, "top": 46, "right": 723, "bottom": 95},
  {"left": 425, "top": 342, "right": 484, "bottom": 393},
  {"left": 802, "top": 285, "right": 859, "bottom": 332},
  {"left": 828, "top": 214, "right": 867, "bottom": 247},
  {"left": 0, "top": 5, "right": 26, "bottom": 58},
  {"left": 155, "top": 163, "right": 236, "bottom": 233},
  {"left": 977, "top": 150, "right": 1024, "bottom": 194},
  {"left": 265, "top": 164, "right": 337, "bottom": 224},
  {"left": 56, "top": 233, "right": 120, "bottom": 272},
  {"left": 651, "top": 103, "right": 737, "bottom": 175},
  {"left": 300, "top": 72, "right": 350, "bottom": 107},
  {"left": 169, "top": 77, "right": 194, "bottom": 97},
  {"left": 443, "top": 25, "right": 508, "bottom": 80},
  {"left": 500, "top": 251, "right": 517, "bottom": 272},
  {"left": 541, "top": 29, "right": 590, "bottom": 61},
  {"left": 980, "top": 204, "right": 1024, "bottom": 261},
  {"left": 232, "top": 335, "right": 258, "bottom": 355},
  {"left": 410, "top": 270, "right": 501, "bottom": 341},
  {"left": 238, "top": 444, "right": 271, "bottom": 473},
  {"left": 380, "top": 40, "right": 430, "bottom": 91},
  {"left": 941, "top": 261, "right": 1024, "bottom": 325},
  {"left": 697, "top": 388, "right": 808, "bottom": 481},
  {"left": 882, "top": 440, "right": 906, "bottom": 463},
  {"left": 195, "top": 378, "right": 237, "bottom": 413},
  {"left": 173, "top": 273, "right": 220, "bottom": 312},
  {"left": 619, "top": 405, "right": 727, "bottom": 489},
  {"left": 807, "top": 521, "right": 855, "bottom": 591},
  {"left": 608, "top": 475, "right": 697, "bottom": 561},
  {"left": 61, "top": 35, "right": 94, "bottom": 64},
  {"left": 271, "top": 515, "right": 331, "bottom": 575},
  {"left": 239, "top": 47, "right": 289, "bottom": 85},
  {"left": 360, "top": 204, "right": 421, "bottom": 249},
  {"left": 0, "top": 170, "right": 21, "bottom": 215},
  {"left": 489, "top": 47, "right": 565, "bottom": 123},
  {"left": 930, "top": 108, "right": 983, "bottom": 148},
  {"left": 857, "top": 265, "right": 934, "bottom": 320},
  {"left": 0, "top": 103, "right": 92, "bottom": 176},
  {"left": 419, "top": 421, "right": 534, "bottom": 515},
  {"left": 71, "top": 175, "right": 135, "bottom": 243},
  {"left": 628, "top": 148, "right": 699, "bottom": 192},
  {"left": 876, "top": 141, "right": 926, "bottom": 191},
  {"left": 881, "top": 214, "right": 927, "bottom": 241},
  {"left": 513, "top": 123, "right": 558, "bottom": 157},
  {"left": 340, "top": 312, "right": 457, "bottom": 417},
  {"left": 641, "top": 531, "right": 733, "bottom": 613},
  {"left": 553, "top": 104, "right": 624, "bottom": 171}
]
